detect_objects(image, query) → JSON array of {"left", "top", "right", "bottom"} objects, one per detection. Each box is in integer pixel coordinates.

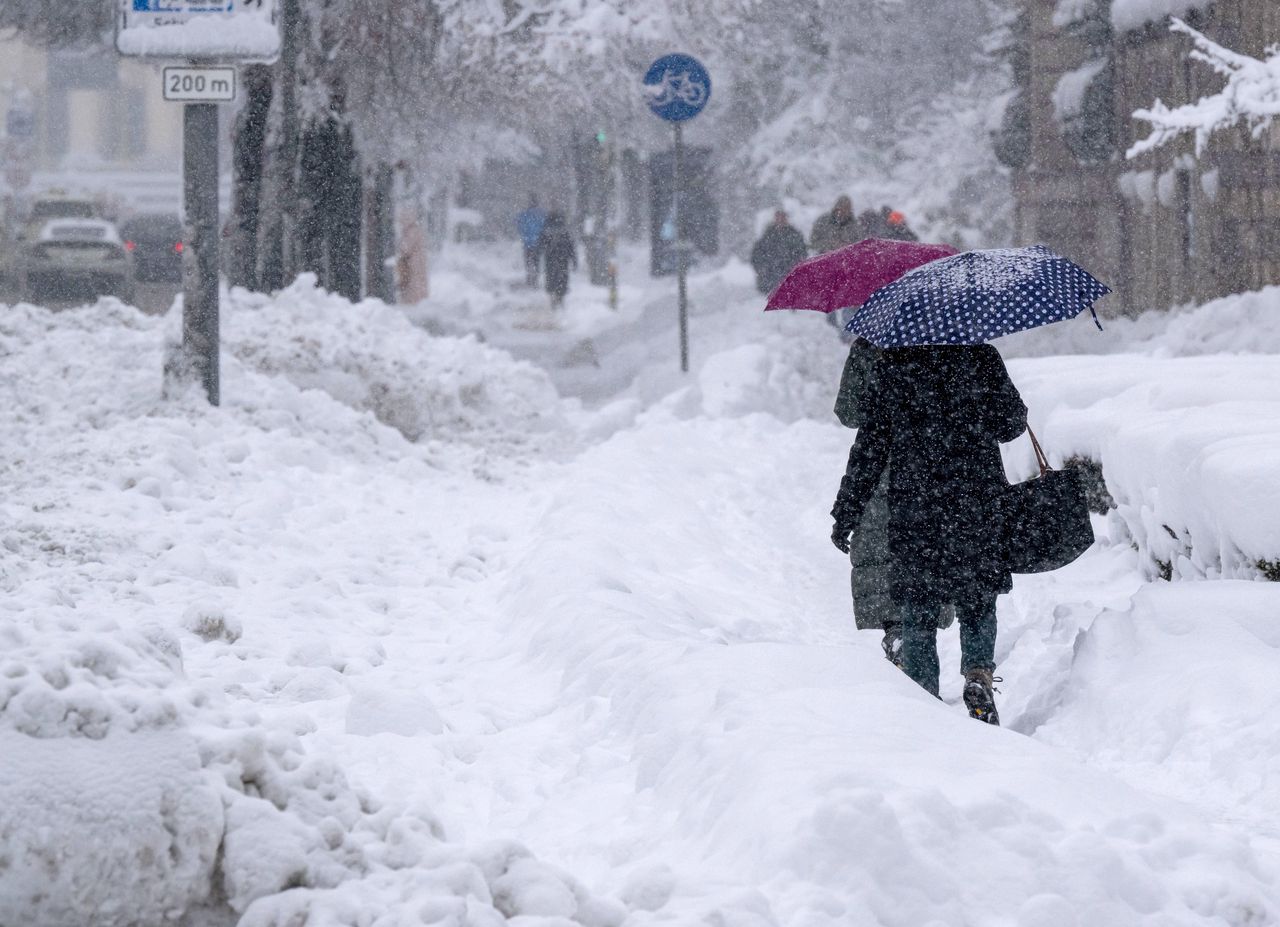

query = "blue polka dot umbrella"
[{"left": 844, "top": 245, "right": 1110, "bottom": 347}]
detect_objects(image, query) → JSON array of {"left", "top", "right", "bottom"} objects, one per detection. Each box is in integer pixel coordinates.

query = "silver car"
[{"left": 20, "top": 218, "right": 136, "bottom": 306}]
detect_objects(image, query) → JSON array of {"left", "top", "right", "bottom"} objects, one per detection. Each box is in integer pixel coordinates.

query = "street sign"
[
  {"left": 644, "top": 53, "right": 712, "bottom": 374},
  {"left": 163, "top": 66, "right": 237, "bottom": 102},
  {"left": 116, "top": 0, "right": 280, "bottom": 61},
  {"left": 643, "top": 54, "right": 712, "bottom": 123}
]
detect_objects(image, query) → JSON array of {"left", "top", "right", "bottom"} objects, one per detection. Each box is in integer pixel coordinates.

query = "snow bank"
[
  {"left": 997, "top": 284, "right": 1280, "bottom": 358},
  {"left": 221, "top": 275, "right": 568, "bottom": 455},
  {"left": 0, "top": 295, "right": 617, "bottom": 926},
  {"left": 0, "top": 609, "right": 451, "bottom": 926},
  {"left": 1027, "top": 581, "right": 1280, "bottom": 825}
]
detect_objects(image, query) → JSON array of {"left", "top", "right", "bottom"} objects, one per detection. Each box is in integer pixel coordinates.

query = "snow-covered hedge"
[{"left": 1010, "top": 352, "right": 1280, "bottom": 583}]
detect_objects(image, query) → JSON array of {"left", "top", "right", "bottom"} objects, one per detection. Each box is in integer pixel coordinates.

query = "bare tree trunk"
[
  {"left": 364, "top": 163, "right": 395, "bottom": 301},
  {"left": 261, "top": 0, "right": 301, "bottom": 291},
  {"left": 228, "top": 64, "right": 274, "bottom": 291}
]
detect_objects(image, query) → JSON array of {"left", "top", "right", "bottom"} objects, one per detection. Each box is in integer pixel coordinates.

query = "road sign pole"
[
  {"left": 183, "top": 99, "right": 220, "bottom": 405},
  {"left": 674, "top": 122, "right": 689, "bottom": 373},
  {"left": 643, "top": 52, "right": 709, "bottom": 375}
]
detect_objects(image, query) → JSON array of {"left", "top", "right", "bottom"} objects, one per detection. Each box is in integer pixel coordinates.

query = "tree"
[
  {"left": 0, "top": 3, "right": 110, "bottom": 47},
  {"left": 1129, "top": 18, "right": 1280, "bottom": 158}
]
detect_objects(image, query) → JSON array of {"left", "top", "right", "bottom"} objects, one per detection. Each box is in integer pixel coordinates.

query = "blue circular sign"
[{"left": 644, "top": 54, "right": 711, "bottom": 123}]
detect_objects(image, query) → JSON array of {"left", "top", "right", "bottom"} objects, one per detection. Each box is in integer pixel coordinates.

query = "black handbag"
[{"left": 1002, "top": 427, "right": 1095, "bottom": 574}]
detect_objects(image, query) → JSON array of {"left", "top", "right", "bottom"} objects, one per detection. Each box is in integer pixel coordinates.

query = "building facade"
[
  {"left": 1, "top": 38, "right": 183, "bottom": 212},
  {"left": 998, "top": 0, "right": 1280, "bottom": 314}
]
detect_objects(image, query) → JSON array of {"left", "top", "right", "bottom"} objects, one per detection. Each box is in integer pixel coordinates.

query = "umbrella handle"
[{"left": 1027, "top": 426, "right": 1051, "bottom": 477}]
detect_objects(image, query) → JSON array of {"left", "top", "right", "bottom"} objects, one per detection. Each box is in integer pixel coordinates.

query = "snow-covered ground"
[{"left": 2, "top": 244, "right": 1278, "bottom": 926}]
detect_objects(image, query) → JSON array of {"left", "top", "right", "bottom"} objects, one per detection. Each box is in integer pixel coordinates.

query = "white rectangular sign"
[
  {"left": 163, "top": 66, "right": 237, "bottom": 102},
  {"left": 117, "top": 0, "right": 280, "bottom": 61}
]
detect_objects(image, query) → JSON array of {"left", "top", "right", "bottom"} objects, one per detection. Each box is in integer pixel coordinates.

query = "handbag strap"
[{"left": 1027, "top": 425, "right": 1051, "bottom": 477}]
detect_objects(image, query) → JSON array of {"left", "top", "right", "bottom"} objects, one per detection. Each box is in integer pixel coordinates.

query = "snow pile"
[
  {"left": 221, "top": 275, "right": 568, "bottom": 454},
  {"left": 1014, "top": 580, "right": 1280, "bottom": 827},
  {"left": 997, "top": 283, "right": 1280, "bottom": 358},
  {"left": 0, "top": 611, "right": 440, "bottom": 926},
  {"left": 683, "top": 315, "right": 847, "bottom": 423},
  {"left": 0, "top": 610, "right": 618, "bottom": 927},
  {"left": 0, "top": 296, "right": 622, "bottom": 927},
  {"left": 0, "top": 618, "right": 222, "bottom": 927}
]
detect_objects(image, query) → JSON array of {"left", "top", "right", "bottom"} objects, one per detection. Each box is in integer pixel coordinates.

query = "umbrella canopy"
[
  {"left": 764, "top": 238, "right": 958, "bottom": 313},
  {"left": 845, "top": 245, "right": 1111, "bottom": 347}
]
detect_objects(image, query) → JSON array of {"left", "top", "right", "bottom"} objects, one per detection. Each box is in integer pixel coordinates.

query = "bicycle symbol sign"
[{"left": 643, "top": 54, "right": 711, "bottom": 122}]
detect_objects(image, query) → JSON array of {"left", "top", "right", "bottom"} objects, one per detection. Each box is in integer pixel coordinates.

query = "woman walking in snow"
[{"left": 830, "top": 344, "right": 1027, "bottom": 724}]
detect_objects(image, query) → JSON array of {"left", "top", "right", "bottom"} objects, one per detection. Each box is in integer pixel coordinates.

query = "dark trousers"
[
  {"left": 523, "top": 246, "right": 539, "bottom": 285},
  {"left": 899, "top": 592, "right": 998, "bottom": 696}
]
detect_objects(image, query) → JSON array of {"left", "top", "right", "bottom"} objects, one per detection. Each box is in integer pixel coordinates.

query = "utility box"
[{"left": 648, "top": 145, "right": 718, "bottom": 277}]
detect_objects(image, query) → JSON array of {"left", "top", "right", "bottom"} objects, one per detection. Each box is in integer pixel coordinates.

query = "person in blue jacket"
[{"left": 516, "top": 196, "right": 547, "bottom": 286}]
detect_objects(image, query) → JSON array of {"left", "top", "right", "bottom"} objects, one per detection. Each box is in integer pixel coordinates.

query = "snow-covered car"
[{"left": 19, "top": 218, "right": 136, "bottom": 305}]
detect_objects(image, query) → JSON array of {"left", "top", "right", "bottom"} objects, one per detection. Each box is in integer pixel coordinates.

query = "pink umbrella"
[{"left": 764, "top": 238, "right": 959, "bottom": 313}]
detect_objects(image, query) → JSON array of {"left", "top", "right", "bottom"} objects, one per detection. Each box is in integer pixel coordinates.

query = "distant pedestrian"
[
  {"left": 516, "top": 196, "right": 547, "bottom": 286},
  {"left": 750, "top": 210, "right": 808, "bottom": 295},
  {"left": 880, "top": 207, "right": 919, "bottom": 242},
  {"left": 538, "top": 210, "right": 577, "bottom": 310},
  {"left": 830, "top": 344, "right": 1027, "bottom": 724},
  {"left": 857, "top": 206, "right": 918, "bottom": 242},
  {"left": 810, "top": 195, "right": 865, "bottom": 255}
]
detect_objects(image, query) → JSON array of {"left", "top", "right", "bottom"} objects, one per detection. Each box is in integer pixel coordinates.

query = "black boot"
[
  {"left": 963, "top": 668, "right": 1001, "bottom": 725},
  {"left": 881, "top": 625, "right": 904, "bottom": 670}
]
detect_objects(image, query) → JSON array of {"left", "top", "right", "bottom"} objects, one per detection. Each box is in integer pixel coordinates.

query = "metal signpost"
[
  {"left": 116, "top": 0, "right": 280, "bottom": 406},
  {"left": 644, "top": 53, "right": 711, "bottom": 373}
]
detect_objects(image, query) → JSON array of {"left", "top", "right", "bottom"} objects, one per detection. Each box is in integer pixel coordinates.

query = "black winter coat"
[
  {"left": 750, "top": 224, "right": 808, "bottom": 294},
  {"left": 539, "top": 222, "right": 577, "bottom": 298},
  {"left": 831, "top": 344, "right": 1027, "bottom": 608}
]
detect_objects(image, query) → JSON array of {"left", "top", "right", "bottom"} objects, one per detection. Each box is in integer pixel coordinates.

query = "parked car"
[
  {"left": 19, "top": 218, "right": 135, "bottom": 305},
  {"left": 3, "top": 194, "right": 102, "bottom": 295},
  {"left": 119, "top": 213, "right": 184, "bottom": 284},
  {"left": 18, "top": 194, "right": 100, "bottom": 242}
]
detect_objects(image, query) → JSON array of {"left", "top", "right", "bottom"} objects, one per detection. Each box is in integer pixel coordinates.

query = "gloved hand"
[{"left": 831, "top": 520, "right": 853, "bottom": 554}]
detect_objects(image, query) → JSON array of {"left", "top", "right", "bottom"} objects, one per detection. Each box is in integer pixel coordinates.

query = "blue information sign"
[{"left": 644, "top": 54, "right": 711, "bottom": 123}]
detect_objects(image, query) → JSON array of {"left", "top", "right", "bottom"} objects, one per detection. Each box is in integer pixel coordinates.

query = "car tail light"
[
  {"left": 124, "top": 240, "right": 136, "bottom": 252},
  {"left": 174, "top": 241, "right": 184, "bottom": 253}
]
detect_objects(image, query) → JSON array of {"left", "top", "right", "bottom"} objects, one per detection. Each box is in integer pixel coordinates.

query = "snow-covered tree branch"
[{"left": 1129, "top": 17, "right": 1280, "bottom": 158}]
